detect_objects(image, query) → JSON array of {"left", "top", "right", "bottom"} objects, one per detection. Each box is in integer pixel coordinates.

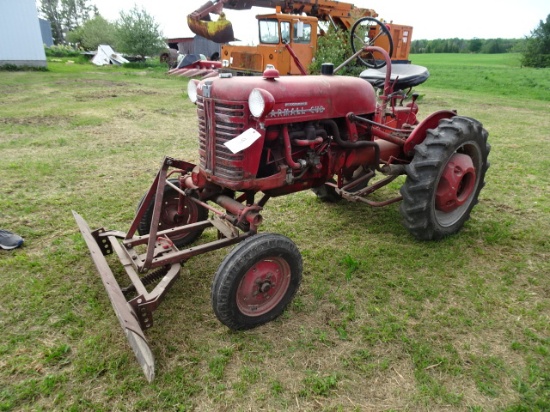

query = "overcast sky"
[{"left": 91, "top": 0, "right": 549, "bottom": 42}]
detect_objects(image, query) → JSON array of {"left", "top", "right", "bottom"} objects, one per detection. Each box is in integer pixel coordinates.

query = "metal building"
[
  {"left": 166, "top": 36, "right": 221, "bottom": 61},
  {"left": 0, "top": 0, "right": 47, "bottom": 67},
  {"left": 39, "top": 18, "right": 54, "bottom": 47}
]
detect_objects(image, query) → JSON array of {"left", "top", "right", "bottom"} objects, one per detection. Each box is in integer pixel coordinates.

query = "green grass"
[
  {"left": 1, "top": 55, "right": 549, "bottom": 411},
  {"left": 410, "top": 53, "right": 550, "bottom": 101}
]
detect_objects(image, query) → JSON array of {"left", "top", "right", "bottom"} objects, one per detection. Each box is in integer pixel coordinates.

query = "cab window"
[
  {"left": 281, "top": 21, "right": 290, "bottom": 43},
  {"left": 293, "top": 23, "right": 312, "bottom": 44},
  {"left": 259, "top": 19, "right": 280, "bottom": 44}
]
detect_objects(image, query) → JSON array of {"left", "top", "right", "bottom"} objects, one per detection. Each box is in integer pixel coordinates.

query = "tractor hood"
[{"left": 194, "top": 74, "right": 377, "bottom": 124}]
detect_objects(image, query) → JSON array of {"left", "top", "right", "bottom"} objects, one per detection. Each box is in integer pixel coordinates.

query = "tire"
[
  {"left": 312, "top": 179, "right": 341, "bottom": 202},
  {"left": 350, "top": 17, "right": 394, "bottom": 68},
  {"left": 400, "top": 116, "right": 490, "bottom": 240},
  {"left": 137, "top": 178, "right": 208, "bottom": 248},
  {"left": 211, "top": 233, "right": 302, "bottom": 330}
]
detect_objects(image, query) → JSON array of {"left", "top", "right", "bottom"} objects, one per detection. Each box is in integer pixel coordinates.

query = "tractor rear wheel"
[
  {"left": 137, "top": 179, "right": 208, "bottom": 248},
  {"left": 400, "top": 116, "right": 490, "bottom": 240},
  {"left": 211, "top": 233, "right": 302, "bottom": 330},
  {"left": 350, "top": 17, "right": 394, "bottom": 69}
]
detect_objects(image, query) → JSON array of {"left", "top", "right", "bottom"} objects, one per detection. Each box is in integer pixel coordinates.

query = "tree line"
[
  {"left": 410, "top": 14, "right": 549, "bottom": 68},
  {"left": 410, "top": 38, "right": 523, "bottom": 54}
]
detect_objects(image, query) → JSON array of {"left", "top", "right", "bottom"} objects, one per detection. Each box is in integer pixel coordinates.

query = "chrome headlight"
[{"left": 248, "top": 88, "right": 275, "bottom": 119}]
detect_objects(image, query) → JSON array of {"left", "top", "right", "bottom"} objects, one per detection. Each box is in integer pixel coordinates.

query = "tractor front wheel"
[
  {"left": 400, "top": 116, "right": 490, "bottom": 240},
  {"left": 211, "top": 233, "right": 302, "bottom": 330},
  {"left": 137, "top": 179, "right": 208, "bottom": 248}
]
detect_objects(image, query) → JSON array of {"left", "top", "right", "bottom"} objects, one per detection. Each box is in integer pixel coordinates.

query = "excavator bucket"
[
  {"left": 187, "top": 13, "right": 235, "bottom": 43},
  {"left": 187, "top": 0, "right": 237, "bottom": 43}
]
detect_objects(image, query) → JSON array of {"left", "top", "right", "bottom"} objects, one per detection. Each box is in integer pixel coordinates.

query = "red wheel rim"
[
  {"left": 159, "top": 195, "right": 199, "bottom": 240},
  {"left": 236, "top": 257, "right": 291, "bottom": 316},
  {"left": 435, "top": 153, "right": 476, "bottom": 213}
]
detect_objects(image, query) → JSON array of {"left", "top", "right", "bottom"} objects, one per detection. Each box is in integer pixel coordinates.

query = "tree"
[
  {"left": 522, "top": 14, "right": 550, "bottom": 68},
  {"left": 40, "top": 0, "right": 64, "bottom": 44},
  {"left": 60, "top": 0, "right": 98, "bottom": 33},
  {"left": 309, "top": 26, "right": 360, "bottom": 75},
  {"left": 115, "top": 6, "right": 165, "bottom": 59},
  {"left": 469, "top": 38, "right": 483, "bottom": 53},
  {"left": 66, "top": 15, "right": 116, "bottom": 50},
  {"left": 39, "top": 0, "right": 97, "bottom": 44},
  {"left": 481, "top": 38, "right": 505, "bottom": 54}
]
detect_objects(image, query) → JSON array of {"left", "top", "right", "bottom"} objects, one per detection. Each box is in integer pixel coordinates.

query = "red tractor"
[{"left": 74, "top": 45, "right": 489, "bottom": 381}]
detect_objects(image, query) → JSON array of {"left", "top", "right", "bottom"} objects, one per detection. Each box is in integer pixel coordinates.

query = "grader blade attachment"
[{"left": 73, "top": 211, "right": 155, "bottom": 382}]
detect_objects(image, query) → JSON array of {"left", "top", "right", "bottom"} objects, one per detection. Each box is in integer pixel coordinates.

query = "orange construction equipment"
[{"left": 187, "top": 0, "right": 413, "bottom": 75}]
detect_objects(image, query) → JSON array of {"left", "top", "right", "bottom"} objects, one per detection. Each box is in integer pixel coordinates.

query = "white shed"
[{"left": 0, "top": 0, "right": 47, "bottom": 67}]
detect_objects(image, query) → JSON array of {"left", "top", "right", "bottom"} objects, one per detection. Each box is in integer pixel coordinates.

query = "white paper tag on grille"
[{"left": 224, "top": 128, "right": 262, "bottom": 154}]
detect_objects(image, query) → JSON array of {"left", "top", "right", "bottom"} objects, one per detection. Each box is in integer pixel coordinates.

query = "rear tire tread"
[{"left": 400, "top": 116, "right": 490, "bottom": 240}]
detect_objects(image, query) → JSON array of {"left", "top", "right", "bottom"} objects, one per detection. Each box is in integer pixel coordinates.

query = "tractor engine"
[{"left": 187, "top": 68, "right": 385, "bottom": 196}]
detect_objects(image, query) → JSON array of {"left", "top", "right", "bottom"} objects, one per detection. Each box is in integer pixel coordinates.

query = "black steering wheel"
[{"left": 350, "top": 17, "right": 394, "bottom": 68}]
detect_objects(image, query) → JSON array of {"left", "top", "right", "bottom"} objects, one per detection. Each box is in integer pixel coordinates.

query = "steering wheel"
[{"left": 350, "top": 17, "right": 394, "bottom": 68}]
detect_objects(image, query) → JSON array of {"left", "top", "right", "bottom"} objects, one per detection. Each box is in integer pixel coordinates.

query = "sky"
[{"left": 90, "top": 0, "right": 549, "bottom": 43}]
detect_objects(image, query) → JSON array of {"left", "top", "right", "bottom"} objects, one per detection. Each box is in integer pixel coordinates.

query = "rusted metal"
[
  {"left": 74, "top": 156, "right": 266, "bottom": 380},
  {"left": 336, "top": 175, "right": 404, "bottom": 206},
  {"left": 73, "top": 211, "right": 156, "bottom": 382},
  {"left": 74, "top": 202, "right": 255, "bottom": 380},
  {"left": 168, "top": 60, "right": 222, "bottom": 79},
  {"left": 187, "top": 1, "right": 235, "bottom": 43}
]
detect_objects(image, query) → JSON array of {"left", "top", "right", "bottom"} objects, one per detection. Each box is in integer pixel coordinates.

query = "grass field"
[
  {"left": 409, "top": 53, "right": 550, "bottom": 101},
  {"left": 1, "top": 54, "right": 549, "bottom": 411}
]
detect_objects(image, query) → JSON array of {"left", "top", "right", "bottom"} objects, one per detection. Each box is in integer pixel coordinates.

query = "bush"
[
  {"left": 0, "top": 64, "right": 48, "bottom": 72},
  {"left": 66, "top": 15, "right": 117, "bottom": 51},
  {"left": 309, "top": 27, "right": 363, "bottom": 76},
  {"left": 115, "top": 6, "right": 165, "bottom": 59},
  {"left": 521, "top": 14, "right": 550, "bottom": 68},
  {"left": 122, "top": 59, "right": 166, "bottom": 70},
  {"left": 44, "top": 44, "right": 82, "bottom": 57}
]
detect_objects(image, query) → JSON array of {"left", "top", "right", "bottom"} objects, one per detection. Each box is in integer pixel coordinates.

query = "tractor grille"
[{"left": 197, "top": 95, "right": 247, "bottom": 181}]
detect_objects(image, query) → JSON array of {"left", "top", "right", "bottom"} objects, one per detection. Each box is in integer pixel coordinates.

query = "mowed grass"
[
  {"left": 0, "top": 55, "right": 548, "bottom": 411},
  {"left": 410, "top": 53, "right": 550, "bottom": 101}
]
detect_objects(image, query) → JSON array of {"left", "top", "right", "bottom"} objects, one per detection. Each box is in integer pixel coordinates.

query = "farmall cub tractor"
[{"left": 74, "top": 34, "right": 490, "bottom": 381}]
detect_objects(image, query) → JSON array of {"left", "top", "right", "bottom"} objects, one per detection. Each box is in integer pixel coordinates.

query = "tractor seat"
[{"left": 360, "top": 64, "right": 430, "bottom": 90}]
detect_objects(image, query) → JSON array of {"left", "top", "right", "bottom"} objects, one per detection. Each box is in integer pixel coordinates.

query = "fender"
[{"left": 403, "top": 110, "right": 456, "bottom": 156}]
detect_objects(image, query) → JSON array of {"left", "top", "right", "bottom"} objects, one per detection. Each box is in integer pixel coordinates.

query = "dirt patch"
[
  {"left": 74, "top": 88, "right": 160, "bottom": 101},
  {"left": 0, "top": 115, "right": 75, "bottom": 127},
  {"left": 0, "top": 84, "right": 23, "bottom": 95},
  {"left": 55, "top": 78, "right": 127, "bottom": 88}
]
